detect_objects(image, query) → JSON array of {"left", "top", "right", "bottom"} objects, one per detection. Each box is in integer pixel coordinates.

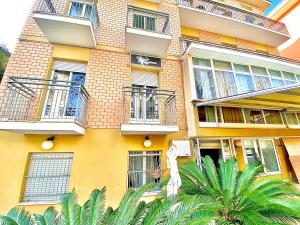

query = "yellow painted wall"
[
  {"left": 0, "top": 129, "right": 187, "bottom": 214},
  {"left": 130, "top": 0, "right": 158, "bottom": 11},
  {"left": 181, "top": 27, "right": 199, "bottom": 39}
]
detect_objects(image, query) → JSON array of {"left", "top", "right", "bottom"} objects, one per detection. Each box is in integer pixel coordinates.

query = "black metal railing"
[
  {"left": 122, "top": 86, "right": 177, "bottom": 126},
  {"left": 35, "top": 0, "right": 100, "bottom": 32},
  {"left": 127, "top": 5, "right": 170, "bottom": 34},
  {"left": 0, "top": 76, "right": 89, "bottom": 125},
  {"left": 181, "top": 37, "right": 300, "bottom": 66},
  {"left": 178, "top": 0, "right": 289, "bottom": 35}
]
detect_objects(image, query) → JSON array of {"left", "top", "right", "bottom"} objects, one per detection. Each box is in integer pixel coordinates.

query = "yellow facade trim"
[
  {"left": 52, "top": 44, "right": 91, "bottom": 62},
  {"left": 131, "top": 0, "right": 158, "bottom": 10},
  {"left": 96, "top": 44, "right": 125, "bottom": 53},
  {"left": 181, "top": 27, "right": 200, "bottom": 39},
  {"left": 19, "top": 34, "right": 48, "bottom": 43}
]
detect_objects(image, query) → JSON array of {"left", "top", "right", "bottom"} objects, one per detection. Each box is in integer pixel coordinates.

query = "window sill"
[
  {"left": 17, "top": 201, "right": 60, "bottom": 206},
  {"left": 199, "top": 122, "right": 286, "bottom": 129},
  {"left": 143, "top": 190, "right": 162, "bottom": 197}
]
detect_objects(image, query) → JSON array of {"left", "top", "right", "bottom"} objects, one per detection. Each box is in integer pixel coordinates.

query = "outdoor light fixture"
[
  {"left": 144, "top": 136, "right": 152, "bottom": 148},
  {"left": 41, "top": 136, "right": 55, "bottom": 150}
]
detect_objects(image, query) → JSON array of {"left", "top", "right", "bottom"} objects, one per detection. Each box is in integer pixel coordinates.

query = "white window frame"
[
  {"left": 242, "top": 139, "right": 281, "bottom": 175},
  {"left": 68, "top": 0, "right": 93, "bottom": 18},
  {"left": 127, "top": 151, "right": 162, "bottom": 193},
  {"left": 133, "top": 13, "right": 157, "bottom": 32}
]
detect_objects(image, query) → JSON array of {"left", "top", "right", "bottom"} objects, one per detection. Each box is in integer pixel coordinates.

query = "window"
[
  {"left": 251, "top": 66, "right": 271, "bottom": 91},
  {"left": 198, "top": 106, "right": 216, "bottom": 122},
  {"left": 264, "top": 110, "right": 283, "bottom": 124},
  {"left": 285, "top": 112, "right": 298, "bottom": 125},
  {"left": 269, "top": 69, "right": 285, "bottom": 88},
  {"left": 234, "top": 64, "right": 255, "bottom": 93},
  {"left": 221, "top": 107, "right": 244, "bottom": 123},
  {"left": 243, "top": 109, "right": 264, "bottom": 124},
  {"left": 128, "top": 151, "right": 161, "bottom": 190},
  {"left": 69, "top": 1, "right": 93, "bottom": 18},
  {"left": 214, "top": 60, "right": 237, "bottom": 97},
  {"left": 22, "top": 153, "right": 73, "bottom": 202},
  {"left": 282, "top": 71, "right": 297, "bottom": 85},
  {"left": 243, "top": 139, "right": 280, "bottom": 174},
  {"left": 133, "top": 14, "right": 156, "bottom": 31}
]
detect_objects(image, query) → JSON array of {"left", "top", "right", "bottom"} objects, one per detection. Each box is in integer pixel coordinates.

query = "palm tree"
[{"left": 179, "top": 156, "right": 300, "bottom": 224}]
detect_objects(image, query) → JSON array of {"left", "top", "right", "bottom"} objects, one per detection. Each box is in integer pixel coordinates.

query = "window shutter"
[
  {"left": 132, "top": 70, "right": 158, "bottom": 87},
  {"left": 54, "top": 61, "right": 87, "bottom": 73}
]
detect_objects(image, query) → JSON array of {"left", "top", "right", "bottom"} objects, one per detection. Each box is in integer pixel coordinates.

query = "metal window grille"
[
  {"left": 22, "top": 153, "right": 73, "bottom": 202},
  {"left": 128, "top": 151, "right": 161, "bottom": 190}
]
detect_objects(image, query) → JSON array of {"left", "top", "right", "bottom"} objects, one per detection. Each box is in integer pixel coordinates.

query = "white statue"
[{"left": 167, "top": 143, "right": 182, "bottom": 199}]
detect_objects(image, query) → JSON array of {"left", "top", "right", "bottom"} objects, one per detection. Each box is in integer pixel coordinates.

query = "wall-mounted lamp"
[
  {"left": 41, "top": 136, "right": 55, "bottom": 150},
  {"left": 144, "top": 136, "right": 152, "bottom": 148}
]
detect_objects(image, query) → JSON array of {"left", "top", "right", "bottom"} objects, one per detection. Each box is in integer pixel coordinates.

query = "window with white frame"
[
  {"left": 243, "top": 139, "right": 280, "bottom": 174},
  {"left": 198, "top": 106, "right": 286, "bottom": 126},
  {"left": 22, "top": 153, "right": 73, "bottom": 202},
  {"left": 192, "top": 57, "right": 300, "bottom": 101},
  {"left": 128, "top": 151, "right": 161, "bottom": 190},
  {"left": 68, "top": 1, "right": 93, "bottom": 18}
]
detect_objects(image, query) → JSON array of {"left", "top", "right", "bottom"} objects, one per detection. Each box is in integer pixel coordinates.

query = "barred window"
[
  {"left": 128, "top": 151, "right": 161, "bottom": 190},
  {"left": 22, "top": 153, "right": 73, "bottom": 202}
]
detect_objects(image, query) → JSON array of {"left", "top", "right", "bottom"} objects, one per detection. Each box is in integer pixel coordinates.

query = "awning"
[
  {"left": 282, "top": 138, "right": 300, "bottom": 182},
  {"left": 194, "top": 83, "right": 300, "bottom": 111}
]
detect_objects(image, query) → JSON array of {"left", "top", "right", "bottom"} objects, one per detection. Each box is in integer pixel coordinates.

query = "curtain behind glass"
[
  {"left": 264, "top": 110, "right": 282, "bottom": 124},
  {"left": 194, "top": 68, "right": 216, "bottom": 100},
  {"left": 244, "top": 109, "right": 264, "bottom": 124},
  {"left": 285, "top": 113, "right": 298, "bottom": 125},
  {"left": 215, "top": 71, "right": 237, "bottom": 97},
  {"left": 146, "top": 151, "right": 161, "bottom": 189},
  {"left": 222, "top": 107, "right": 244, "bottom": 123},
  {"left": 258, "top": 140, "right": 280, "bottom": 173},
  {"left": 69, "top": 2, "right": 84, "bottom": 17},
  {"left": 236, "top": 74, "right": 254, "bottom": 93},
  {"left": 128, "top": 152, "right": 143, "bottom": 188},
  {"left": 198, "top": 106, "right": 216, "bottom": 122}
]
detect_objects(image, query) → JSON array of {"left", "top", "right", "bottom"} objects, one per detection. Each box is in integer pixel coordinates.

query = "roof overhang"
[{"left": 239, "top": 0, "right": 271, "bottom": 11}]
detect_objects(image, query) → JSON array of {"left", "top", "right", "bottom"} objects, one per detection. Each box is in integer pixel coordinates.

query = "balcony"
[
  {"left": 0, "top": 77, "right": 89, "bottom": 135},
  {"left": 121, "top": 87, "right": 179, "bottom": 135},
  {"left": 126, "top": 6, "right": 171, "bottom": 57},
  {"left": 33, "top": 0, "right": 99, "bottom": 48},
  {"left": 177, "top": 0, "right": 290, "bottom": 47}
]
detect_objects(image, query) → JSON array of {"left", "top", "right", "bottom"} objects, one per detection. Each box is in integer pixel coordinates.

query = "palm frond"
[
  {"left": 0, "top": 216, "right": 19, "bottom": 225},
  {"left": 60, "top": 189, "right": 81, "bottom": 225},
  {"left": 7, "top": 207, "right": 31, "bottom": 225}
]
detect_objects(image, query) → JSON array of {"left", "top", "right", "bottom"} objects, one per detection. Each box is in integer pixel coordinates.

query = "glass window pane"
[
  {"left": 251, "top": 66, "right": 268, "bottom": 76},
  {"left": 243, "top": 140, "right": 262, "bottom": 166},
  {"left": 222, "top": 139, "right": 233, "bottom": 160},
  {"left": 286, "top": 80, "right": 297, "bottom": 85},
  {"left": 244, "top": 109, "right": 264, "bottom": 124},
  {"left": 271, "top": 79, "right": 285, "bottom": 88},
  {"left": 254, "top": 76, "right": 271, "bottom": 90},
  {"left": 234, "top": 64, "right": 250, "bottom": 74},
  {"left": 268, "top": 69, "right": 282, "bottom": 78},
  {"left": 222, "top": 107, "right": 244, "bottom": 123},
  {"left": 133, "top": 14, "right": 145, "bottom": 29},
  {"left": 146, "top": 17, "right": 156, "bottom": 31},
  {"left": 258, "top": 140, "right": 280, "bottom": 173},
  {"left": 69, "top": 2, "right": 84, "bottom": 17},
  {"left": 215, "top": 71, "right": 237, "bottom": 97},
  {"left": 84, "top": 4, "right": 92, "bottom": 18},
  {"left": 285, "top": 113, "right": 298, "bottom": 125},
  {"left": 296, "top": 74, "right": 300, "bottom": 81},
  {"left": 198, "top": 106, "right": 216, "bottom": 122},
  {"left": 194, "top": 68, "right": 216, "bottom": 100},
  {"left": 264, "top": 110, "right": 282, "bottom": 124},
  {"left": 236, "top": 74, "right": 255, "bottom": 93},
  {"left": 282, "top": 72, "right": 296, "bottom": 81},
  {"left": 213, "top": 60, "right": 232, "bottom": 71},
  {"left": 192, "top": 58, "right": 211, "bottom": 67}
]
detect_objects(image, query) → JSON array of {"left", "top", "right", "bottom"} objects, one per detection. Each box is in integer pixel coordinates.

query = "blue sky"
[{"left": 264, "top": 0, "right": 283, "bottom": 15}]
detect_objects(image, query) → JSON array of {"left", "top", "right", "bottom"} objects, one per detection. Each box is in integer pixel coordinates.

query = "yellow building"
[{"left": 0, "top": 0, "right": 299, "bottom": 214}]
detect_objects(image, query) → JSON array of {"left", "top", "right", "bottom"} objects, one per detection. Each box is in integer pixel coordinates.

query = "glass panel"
[
  {"left": 296, "top": 74, "right": 300, "bottom": 81},
  {"left": 133, "top": 14, "right": 145, "bottom": 29},
  {"left": 264, "top": 110, "right": 282, "bottom": 124},
  {"left": 213, "top": 60, "right": 232, "bottom": 71},
  {"left": 128, "top": 152, "right": 143, "bottom": 188},
  {"left": 282, "top": 72, "right": 296, "bottom": 81},
  {"left": 222, "top": 107, "right": 244, "bottom": 123},
  {"left": 258, "top": 140, "right": 280, "bottom": 173},
  {"left": 243, "top": 140, "right": 262, "bottom": 166},
  {"left": 236, "top": 74, "right": 255, "bottom": 93},
  {"left": 286, "top": 80, "right": 297, "bottom": 85},
  {"left": 243, "top": 109, "right": 264, "bottom": 124},
  {"left": 271, "top": 79, "right": 285, "bottom": 88},
  {"left": 69, "top": 2, "right": 84, "bottom": 17},
  {"left": 234, "top": 64, "right": 250, "bottom": 74},
  {"left": 198, "top": 106, "right": 216, "bottom": 122},
  {"left": 146, "top": 151, "right": 161, "bottom": 190},
  {"left": 254, "top": 76, "right": 271, "bottom": 90},
  {"left": 251, "top": 66, "right": 268, "bottom": 76},
  {"left": 285, "top": 113, "right": 298, "bottom": 125},
  {"left": 84, "top": 4, "right": 92, "bottom": 18},
  {"left": 222, "top": 139, "right": 233, "bottom": 160},
  {"left": 215, "top": 71, "right": 237, "bottom": 97},
  {"left": 146, "top": 17, "right": 156, "bottom": 31},
  {"left": 194, "top": 68, "right": 216, "bottom": 100},
  {"left": 268, "top": 69, "right": 282, "bottom": 78},
  {"left": 192, "top": 58, "right": 211, "bottom": 67}
]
